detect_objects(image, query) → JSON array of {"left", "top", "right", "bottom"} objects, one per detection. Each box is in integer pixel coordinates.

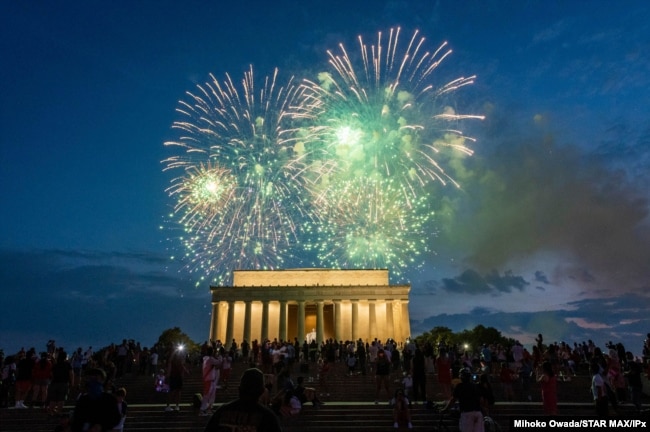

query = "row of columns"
[{"left": 211, "top": 299, "right": 408, "bottom": 344}]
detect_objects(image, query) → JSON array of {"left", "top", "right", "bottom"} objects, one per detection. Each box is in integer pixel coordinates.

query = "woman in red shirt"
[
  {"left": 436, "top": 353, "right": 452, "bottom": 399},
  {"left": 32, "top": 353, "right": 53, "bottom": 407},
  {"left": 536, "top": 361, "right": 557, "bottom": 415}
]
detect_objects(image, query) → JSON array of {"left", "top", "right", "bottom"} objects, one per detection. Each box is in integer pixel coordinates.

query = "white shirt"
[{"left": 202, "top": 355, "right": 222, "bottom": 382}]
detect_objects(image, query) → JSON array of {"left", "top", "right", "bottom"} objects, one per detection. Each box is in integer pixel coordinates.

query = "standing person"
[
  {"left": 519, "top": 357, "right": 533, "bottom": 401},
  {"left": 443, "top": 368, "right": 485, "bottom": 432},
  {"left": 48, "top": 350, "right": 73, "bottom": 416},
  {"left": 31, "top": 352, "right": 53, "bottom": 407},
  {"left": 357, "top": 340, "right": 367, "bottom": 375},
  {"left": 165, "top": 349, "right": 188, "bottom": 412},
  {"left": 436, "top": 351, "right": 453, "bottom": 399},
  {"left": 411, "top": 345, "right": 427, "bottom": 404},
  {"left": 536, "top": 361, "right": 557, "bottom": 415},
  {"left": 478, "top": 374, "right": 495, "bottom": 417},
  {"left": 607, "top": 350, "right": 626, "bottom": 403},
  {"left": 368, "top": 341, "right": 378, "bottom": 372},
  {"left": 220, "top": 347, "right": 233, "bottom": 389},
  {"left": 70, "top": 368, "right": 121, "bottom": 432},
  {"left": 346, "top": 352, "right": 357, "bottom": 375},
  {"left": 1, "top": 355, "right": 16, "bottom": 408},
  {"left": 375, "top": 349, "right": 391, "bottom": 404},
  {"left": 204, "top": 368, "right": 282, "bottom": 432},
  {"left": 624, "top": 352, "right": 643, "bottom": 412},
  {"left": 318, "top": 358, "right": 331, "bottom": 397},
  {"left": 138, "top": 348, "right": 150, "bottom": 375},
  {"left": 511, "top": 341, "right": 524, "bottom": 367},
  {"left": 500, "top": 363, "right": 516, "bottom": 402},
  {"left": 591, "top": 362, "right": 609, "bottom": 417},
  {"left": 401, "top": 372, "right": 413, "bottom": 400},
  {"left": 199, "top": 346, "right": 223, "bottom": 416},
  {"left": 116, "top": 340, "right": 128, "bottom": 378},
  {"left": 71, "top": 348, "right": 84, "bottom": 388},
  {"left": 14, "top": 349, "right": 36, "bottom": 409},
  {"left": 149, "top": 348, "right": 159, "bottom": 377},
  {"left": 83, "top": 347, "right": 94, "bottom": 369}
]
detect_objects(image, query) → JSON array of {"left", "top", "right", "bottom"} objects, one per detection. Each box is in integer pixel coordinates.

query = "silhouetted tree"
[
  {"left": 156, "top": 327, "right": 199, "bottom": 356},
  {"left": 415, "top": 325, "right": 513, "bottom": 355}
]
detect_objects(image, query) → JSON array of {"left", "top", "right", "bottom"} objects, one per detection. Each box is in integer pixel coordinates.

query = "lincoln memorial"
[{"left": 209, "top": 268, "right": 411, "bottom": 345}]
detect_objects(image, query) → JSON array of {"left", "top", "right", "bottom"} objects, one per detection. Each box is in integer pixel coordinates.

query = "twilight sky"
[{"left": 1, "top": 1, "right": 649, "bottom": 357}]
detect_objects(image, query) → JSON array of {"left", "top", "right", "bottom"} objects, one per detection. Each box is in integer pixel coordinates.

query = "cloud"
[
  {"left": 564, "top": 317, "right": 612, "bottom": 330},
  {"left": 439, "top": 268, "right": 529, "bottom": 295},
  {"left": 485, "top": 270, "right": 528, "bottom": 293},
  {"left": 412, "top": 293, "right": 649, "bottom": 355},
  {"left": 441, "top": 269, "right": 491, "bottom": 294},
  {"left": 0, "top": 248, "right": 210, "bottom": 354},
  {"left": 534, "top": 271, "right": 550, "bottom": 284},
  {"left": 0, "top": 248, "right": 189, "bottom": 300}
]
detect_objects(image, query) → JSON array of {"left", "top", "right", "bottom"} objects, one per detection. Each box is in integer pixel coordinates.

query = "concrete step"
[
  {"left": 2, "top": 359, "right": 648, "bottom": 432},
  {"left": 2, "top": 400, "right": 648, "bottom": 432}
]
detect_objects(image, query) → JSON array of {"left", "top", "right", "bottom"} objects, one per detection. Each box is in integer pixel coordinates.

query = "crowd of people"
[
  {"left": 0, "top": 337, "right": 185, "bottom": 431},
  {"left": 192, "top": 333, "right": 648, "bottom": 431},
  {"left": 1, "top": 332, "right": 648, "bottom": 431}
]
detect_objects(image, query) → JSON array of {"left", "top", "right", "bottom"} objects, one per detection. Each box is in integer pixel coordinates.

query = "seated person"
[
  {"left": 279, "top": 389, "right": 301, "bottom": 417},
  {"left": 294, "top": 376, "right": 323, "bottom": 407},
  {"left": 154, "top": 369, "right": 169, "bottom": 393},
  {"left": 391, "top": 389, "right": 413, "bottom": 429},
  {"left": 259, "top": 373, "right": 275, "bottom": 406}
]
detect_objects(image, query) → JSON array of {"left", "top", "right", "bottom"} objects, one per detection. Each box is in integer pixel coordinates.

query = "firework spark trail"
[
  {"left": 304, "top": 176, "right": 433, "bottom": 276},
  {"left": 300, "top": 26, "right": 484, "bottom": 198},
  {"left": 162, "top": 66, "right": 311, "bottom": 285}
]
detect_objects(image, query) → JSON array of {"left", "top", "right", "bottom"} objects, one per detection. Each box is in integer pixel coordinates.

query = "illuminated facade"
[{"left": 209, "top": 269, "right": 411, "bottom": 344}]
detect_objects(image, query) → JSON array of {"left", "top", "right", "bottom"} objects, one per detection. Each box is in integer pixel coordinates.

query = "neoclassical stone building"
[{"left": 209, "top": 269, "right": 411, "bottom": 345}]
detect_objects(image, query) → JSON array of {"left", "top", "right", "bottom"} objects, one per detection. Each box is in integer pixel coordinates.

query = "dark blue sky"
[{"left": 1, "top": 1, "right": 649, "bottom": 356}]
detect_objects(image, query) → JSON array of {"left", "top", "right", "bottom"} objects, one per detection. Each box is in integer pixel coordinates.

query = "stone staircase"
[{"left": 2, "top": 360, "right": 648, "bottom": 432}]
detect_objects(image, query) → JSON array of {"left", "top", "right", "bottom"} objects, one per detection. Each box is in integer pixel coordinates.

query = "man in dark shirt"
[
  {"left": 443, "top": 368, "right": 485, "bottom": 432},
  {"left": 70, "top": 368, "right": 121, "bottom": 432},
  {"left": 624, "top": 351, "right": 643, "bottom": 412},
  {"left": 204, "top": 367, "right": 282, "bottom": 432}
]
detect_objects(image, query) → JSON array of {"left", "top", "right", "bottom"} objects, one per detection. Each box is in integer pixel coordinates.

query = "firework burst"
[
  {"left": 163, "top": 28, "right": 482, "bottom": 284},
  {"left": 163, "top": 66, "right": 310, "bottom": 284},
  {"left": 301, "top": 27, "right": 483, "bottom": 196}
]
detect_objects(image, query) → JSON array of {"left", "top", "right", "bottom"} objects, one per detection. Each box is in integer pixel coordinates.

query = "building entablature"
[{"left": 209, "top": 284, "right": 411, "bottom": 303}]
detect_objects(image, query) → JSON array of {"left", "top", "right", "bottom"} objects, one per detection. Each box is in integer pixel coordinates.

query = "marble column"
[
  {"left": 243, "top": 300, "right": 252, "bottom": 344},
  {"left": 316, "top": 301, "right": 324, "bottom": 344},
  {"left": 393, "top": 301, "right": 402, "bottom": 343},
  {"left": 401, "top": 300, "right": 411, "bottom": 341},
  {"left": 351, "top": 300, "right": 359, "bottom": 341},
  {"left": 225, "top": 301, "right": 235, "bottom": 345},
  {"left": 279, "top": 300, "right": 287, "bottom": 342},
  {"left": 368, "top": 300, "right": 377, "bottom": 340},
  {"left": 261, "top": 300, "right": 269, "bottom": 341},
  {"left": 334, "top": 300, "right": 342, "bottom": 342},
  {"left": 385, "top": 300, "right": 394, "bottom": 339},
  {"left": 297, "top": 301, "right": 306, "bottom": 343},
  {"left": 210, "top": 302, "right": 220, "bottom": 342}
]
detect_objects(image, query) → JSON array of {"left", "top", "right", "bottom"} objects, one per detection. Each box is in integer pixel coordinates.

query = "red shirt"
[{"left": 32, "top": 360, "right": 53, "bottom": 381}]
